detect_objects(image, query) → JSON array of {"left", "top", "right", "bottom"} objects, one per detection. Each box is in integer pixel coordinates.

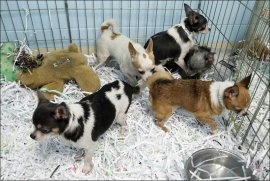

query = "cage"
[{"left": 1, "top": 0, "right": 269, "bottom": 180}]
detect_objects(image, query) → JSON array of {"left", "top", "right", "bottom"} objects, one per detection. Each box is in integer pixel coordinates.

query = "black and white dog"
[
  {"left": 30, "top": 80, "right": 139, "bottom": 174},
  {"left": 144, "top": 3, "right": 210, "bottom": 73}
]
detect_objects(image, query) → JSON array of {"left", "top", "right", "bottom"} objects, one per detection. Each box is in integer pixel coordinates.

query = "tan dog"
[{"left": 147, "top": 71, "right": 252, "bottom": 133}]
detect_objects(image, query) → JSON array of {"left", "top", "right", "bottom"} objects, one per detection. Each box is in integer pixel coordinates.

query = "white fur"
[
  {"left": 61, "top": 80, "right": 131, "bottom": 174},
  {"left": 33, "top": 130, "right": 44, "bottom": 141},
  {"left": 105, "top": 81, "right": 129, "bottom": 118},
  {"left": 210, "top": 81, "right": 235, "bottom": 108},
  {"left": 167, "top": 18, "right": 195, "bottom": 72},
  {"left": 96, "top": 19, "right": 155, "bottom": 86}
]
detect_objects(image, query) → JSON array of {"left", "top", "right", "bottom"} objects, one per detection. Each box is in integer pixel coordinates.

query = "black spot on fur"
[
  {"left": 64, "top": 116, "right": 84, "bottom": 142},
  {"left": 80, "top": 81, "right": 121, "bottom": 141},
  {"left": 80, "top": 101, "right": 90, "bottom": 122},
  {"left": 144, "top": 31, "right": 181, "bottom": 65},
  {"left": 177, "top": 26, "right": 190, "bottom": 42},
  {"left": 116, "top": 94, "right": 121, "bottom": 100}
]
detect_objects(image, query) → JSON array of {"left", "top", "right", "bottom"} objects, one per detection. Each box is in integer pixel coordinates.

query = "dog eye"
[
  {"left": 138, "top": 70, "right": 145, "bottom": 74},
  {"left": 40, "top": 128, "right": 51, "bottom": 134},
  {"left": 151, "top": 68, "right": 156, "bottom": 73}
]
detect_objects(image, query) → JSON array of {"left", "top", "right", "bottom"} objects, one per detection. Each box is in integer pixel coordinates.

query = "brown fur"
[
  {"left": 111, "top": 32, "right": 119, "bottom": 40},
  {"left": 147, "top": 71, "right": 251, "bottom": 133},
  {"left": 128, "top": 39, "right": 155, "bottom": 70},
  {"left": 101, "top": 25, "right": 109, "bottom": 31},
  {"left": 17, "top": 44, "right": 101, "bottom": 100}
]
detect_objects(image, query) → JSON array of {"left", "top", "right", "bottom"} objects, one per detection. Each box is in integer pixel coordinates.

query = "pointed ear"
[
  {"left": 54, "top": 103, "right": 69, "bottom": 119},
  {"left": 37, "top": 91, "right": 49, "bottom": 105},
  {"left": 128, "top": 42, "right": 137, "bottom": 58},
  {"left": 146, "top": 38, "right": 153, "bottom": 54},
  {"left": 184, "top": 3, "right": 193, "bottom": 16},
  {"left": 224, "top": 85, "right": 239, "bottom": 98},
  {"left": 184, "top": 3, "right": 198, "bottom": 25},
  {"left": 238, "top": 74, "right": 252, "bottom": 89}
]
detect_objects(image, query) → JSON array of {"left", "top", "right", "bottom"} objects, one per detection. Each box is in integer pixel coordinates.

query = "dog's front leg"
[
  {"left": 74, "top": 148, "right": 85, "bottom": 161},
  {"left": 82, "top": 143, "right": 97, "bottom": 175},
  {"left": 116, "top": 113, "right": 128, "bottom": 135},
  {"left": 194, "top": 114, "right": 217, "bottom": 134}
]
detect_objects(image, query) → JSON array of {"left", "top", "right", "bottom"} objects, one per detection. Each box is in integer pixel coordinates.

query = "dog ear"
[
  {"left": 128, "top": 42, "right": 137, "bottom": 58},
  {"left": 238, "top": 74, "right": 252, "bottom": 89},
  {"left": 54, "top": 103, "right": 69, "bottom": 119},
  {"left": 37, "top": 91, "right": 49, "bottom": 105},
  {"left": 184, "top": 3, "right": 198, "bottom": 25},
  {"left": 224, "top": 85, "right": 239, "bottom": 98},
  {"left": 145, "top": 38, "right": 153, "bottom": 54}
]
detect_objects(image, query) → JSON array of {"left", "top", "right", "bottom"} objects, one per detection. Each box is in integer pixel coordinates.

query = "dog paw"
[
  {"left": 82, "top": 164, "right": 92, "bottom": 175},
  {"left": 161, "top": 126, "right": 169, "bottom": 132},
  {"left": 210, "top": 129, "right": 217, "bottom": 134}
]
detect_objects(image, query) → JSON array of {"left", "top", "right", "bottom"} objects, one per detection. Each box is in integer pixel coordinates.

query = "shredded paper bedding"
[{"left": 1, "top": 55, "right": 268, "bottom": 180}]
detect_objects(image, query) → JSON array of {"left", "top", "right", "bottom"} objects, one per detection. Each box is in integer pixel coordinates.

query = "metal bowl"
[{"left": 185, "top": 148, "right": 257, "bottom": 180}]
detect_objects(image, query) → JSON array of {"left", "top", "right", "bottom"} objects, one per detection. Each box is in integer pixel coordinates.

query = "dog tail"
[
  {"left": 101, "top": 19, "right": 120, "bottom": 35},
  {"left": 147, "top": 71, "right": 174, "bottom": 89}
]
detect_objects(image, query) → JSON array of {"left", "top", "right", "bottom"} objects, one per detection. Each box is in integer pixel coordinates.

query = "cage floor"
[{"left": 1, "top": 55, "right": 268, "bottom": 180}]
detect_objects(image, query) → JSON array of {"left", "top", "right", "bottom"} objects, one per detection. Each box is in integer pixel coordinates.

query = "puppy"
[
  {"left": 164, "top": 45, "right": 215, "bottom": 79},
  {"left": 96, "top": 19, "right": 156, "bottom": 86},
  {"left": 30, "top": 80, "right": 139, "bottom": 174},
  {"left": 144, "top": 3, "right": 210, "bottom": 73},
  {"left": 147, "top": 71, "right": 251, "bottom": 133}
]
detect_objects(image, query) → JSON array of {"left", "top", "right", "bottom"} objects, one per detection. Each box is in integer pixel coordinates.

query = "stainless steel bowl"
[{"left": 185, "top": 148, "right": 257, "bottom": 180}]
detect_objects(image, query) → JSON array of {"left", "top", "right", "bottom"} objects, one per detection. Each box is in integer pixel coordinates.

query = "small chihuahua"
[
  {"left": 147, "top": 71, "right": 251, "bottom": 133},
  {"left": 164, "top": 45, "right": 215, "bottom": 79},
  {"left": 144, "top": 4, "right": 210, "bottom": 73},
  {"left": 96, "top": 19, "right": 156, "bottom": 86},
  {"left": 30, "top": 80, "right": 139, "bottom": 174}
]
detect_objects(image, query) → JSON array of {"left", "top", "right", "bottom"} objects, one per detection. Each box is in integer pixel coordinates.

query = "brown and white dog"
[
  {"left": 147, "top": 71, "right": 252, "bottom": 133},
  {"left": 96, "top": 19, "right": 156, "bottom": 87}
]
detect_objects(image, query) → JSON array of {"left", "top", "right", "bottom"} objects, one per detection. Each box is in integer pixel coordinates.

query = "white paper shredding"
[{"left": 1, "top": 55, "right": 269, "bottom": 180}]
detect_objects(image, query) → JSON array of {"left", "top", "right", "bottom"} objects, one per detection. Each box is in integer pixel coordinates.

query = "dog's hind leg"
[
  {"left": 153, "top": 104, "right": 172, "bottom": 132},
  {"left": 95, "top": 43, "right": 110, "bottom": 70}
]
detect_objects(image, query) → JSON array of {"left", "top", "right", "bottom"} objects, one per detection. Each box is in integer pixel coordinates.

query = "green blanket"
[{"left": 0, "top": 43, "right": 18, "bottom": 81}]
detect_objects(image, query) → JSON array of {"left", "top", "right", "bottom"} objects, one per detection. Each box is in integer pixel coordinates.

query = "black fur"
[
  {"left": 145, "top": 31, "right": 180, "bottom": 65},
  {"left": 144, "top": 3, "right": 209, "bottom": 68},
  {"left": 31, "top": 80, "right": 139, "bottom": 142},
  {"left": 32, "top": 102, "right": 70, "bottom": 135},
  {"left": 177, "top": 26, "right": 190, "bottom": 43},
  {"left": 164, "top": 45, "right": 215, "bottom": 79},
  {"left": 64, "top": 116, "right": 84, "bottom": 142}
]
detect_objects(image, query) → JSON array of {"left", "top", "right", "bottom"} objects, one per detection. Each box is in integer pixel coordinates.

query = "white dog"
[{"left": 96, "top": 19, "right": 156, "bottom": 86}]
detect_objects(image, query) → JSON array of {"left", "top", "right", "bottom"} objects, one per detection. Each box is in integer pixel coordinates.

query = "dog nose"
[
  {"left": 209, "top": 28, "right": 211, "bottom": 31},
  {"left": 30, "top": 133, "right": 36, "bottom": 140}
]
